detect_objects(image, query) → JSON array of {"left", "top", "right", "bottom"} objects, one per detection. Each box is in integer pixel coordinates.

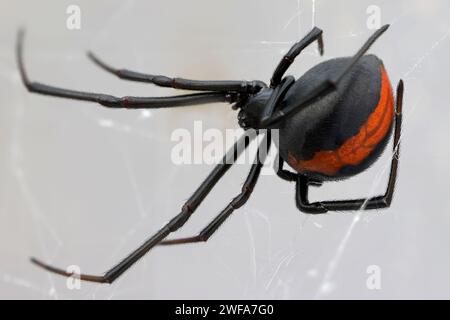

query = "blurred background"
[{"left": 1, "top": 0, "right": 449, "bottom": 299}]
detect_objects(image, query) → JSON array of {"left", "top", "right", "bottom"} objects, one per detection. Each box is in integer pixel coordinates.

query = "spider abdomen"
[{"left": 278, "top": 55, "right": 394, "bottom": 181}]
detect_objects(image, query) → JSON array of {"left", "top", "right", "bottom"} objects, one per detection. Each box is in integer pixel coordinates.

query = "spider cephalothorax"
[
  {"left": 17, "top": 24, "right": 403, "bottom": 284},
  {"left": 237, "top": 88, "right": 273, "bottom": 129}
]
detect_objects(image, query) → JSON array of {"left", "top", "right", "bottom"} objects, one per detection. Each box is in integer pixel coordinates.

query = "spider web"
[{"left": 1, "top": 0, "right": 450, "bottom": 299}]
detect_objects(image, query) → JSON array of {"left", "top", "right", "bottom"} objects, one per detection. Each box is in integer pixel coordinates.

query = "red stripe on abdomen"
[{"left": 288, "top": 65, "right": 394, "bottom": 176}]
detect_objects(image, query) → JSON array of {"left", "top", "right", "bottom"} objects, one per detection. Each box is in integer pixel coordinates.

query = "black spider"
[{"left": 16, "top": 24, "right": 403, "bottom": 284}]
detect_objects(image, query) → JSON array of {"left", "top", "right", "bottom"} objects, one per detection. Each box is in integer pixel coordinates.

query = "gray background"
[{"left": 0, "top": 0, "right": 449, "bottom": 299}]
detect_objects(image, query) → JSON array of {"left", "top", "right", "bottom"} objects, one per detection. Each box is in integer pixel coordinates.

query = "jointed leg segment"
[
  {"left": 270, "top": 27, "right": 324, "bottom": 87},
  {"left": 16, "top": 30, "right": 238, "bottom": 109},
  {"left": 263, "top": 25, "right": 390, "bottom": 127},
  {"left": 30, "top": 132, "right": 263, "bottom": 283},
  {"left": 88, "top": 52, "right": 266, "bottom": 94},
  {"left": 161, "top": 131, "right": 271, "bottom": 245}
]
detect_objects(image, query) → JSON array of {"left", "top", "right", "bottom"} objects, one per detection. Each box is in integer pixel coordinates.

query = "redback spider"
[{"left": 16, "top": 24, "right": 403, "bottom": 284}]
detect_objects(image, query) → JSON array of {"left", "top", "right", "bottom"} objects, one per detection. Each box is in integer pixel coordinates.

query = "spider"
[{"left": 16, "top": 24, "right": 403, "bottom": 284}]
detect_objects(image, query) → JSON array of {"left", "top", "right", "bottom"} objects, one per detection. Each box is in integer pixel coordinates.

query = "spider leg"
[
  {"left": 17, "top": 30, "right": 236, "bottom": 109},
  {"left": 30, "top": 132, "right": 258, "bottom": 283},
  {"left": 160, "top": 131, "right": 271, "bottom": 246},
  {"left": 296, "top": 80, "right": 403, "bottom": 214},
  {"left": 262, "top": 25, "right": 390, "bottom": 127},
  {"left": 276, "top": 154, "right": 323, "bottom": 185},
  {"left": 270, "top": 27, "right": 324, "bottom": 88},
  {"left": 260, "top": 76, "right": 295, "bottom": 122},
  {"left": 275, "top": 154, "right": 297, "bottom": 182},
  {"left": 87, "top": 52, "right": 267, "bottom": 94}
]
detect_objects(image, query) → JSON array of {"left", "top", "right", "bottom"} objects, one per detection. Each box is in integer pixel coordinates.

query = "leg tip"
[
  {"left": 86, "top": 50, "right": 99, "bottom": 63},
  {"left": 30, "top": 256, "right": 42, "bottom": 266},
  {"left": 30, "top": 257, "right": 53, "bottom": 272},
  {"left": 18, "top": 27, "right": 25, "bottom": 39}
]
